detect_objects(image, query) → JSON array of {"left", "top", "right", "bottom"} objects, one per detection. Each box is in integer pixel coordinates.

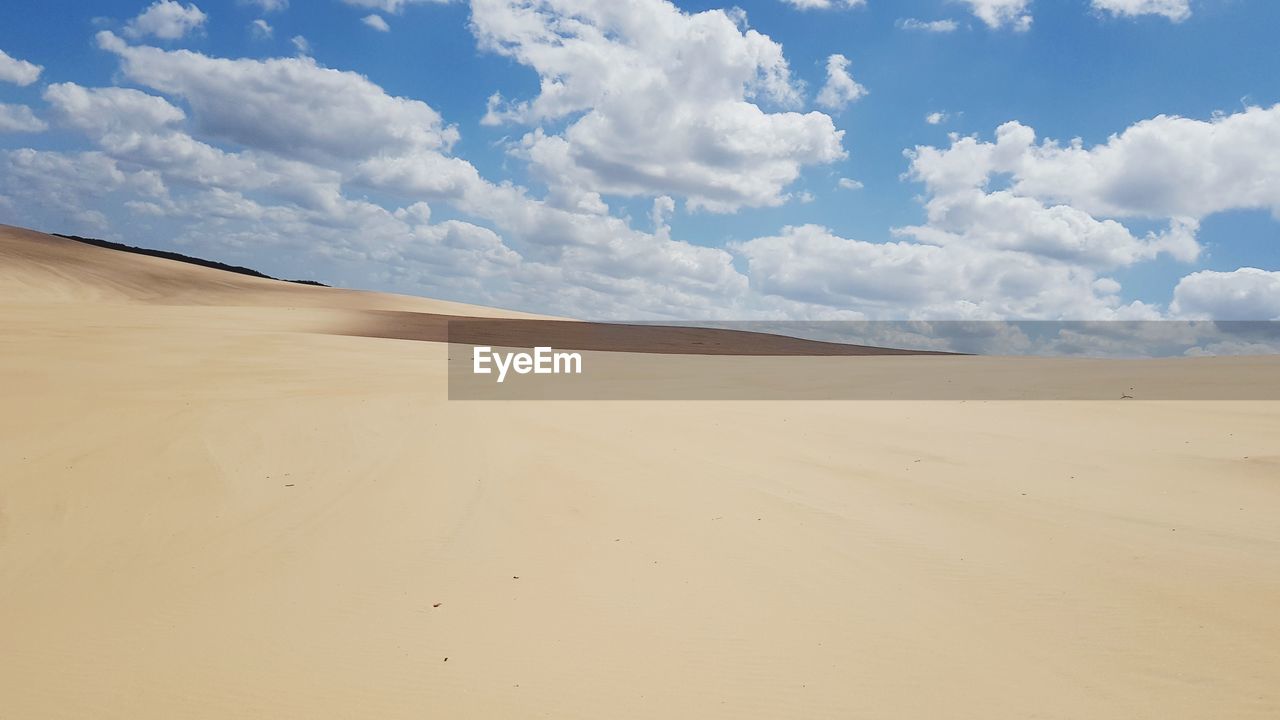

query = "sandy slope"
[{"left": 1, "top": 224, "right": 1279, "bottom": 719}]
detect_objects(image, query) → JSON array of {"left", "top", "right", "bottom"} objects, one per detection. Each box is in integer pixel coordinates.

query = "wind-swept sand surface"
[{"left": 2, "top": 224, "right": 1279, "bottom": 719}]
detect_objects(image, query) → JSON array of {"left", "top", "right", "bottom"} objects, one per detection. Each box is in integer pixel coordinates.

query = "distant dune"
[{"left": 2, "top": 223, "right": 1279, "bottom": 719}]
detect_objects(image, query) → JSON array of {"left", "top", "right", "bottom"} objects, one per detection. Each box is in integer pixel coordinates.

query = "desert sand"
[{"left": 2, "top": 223, "right": 1278, "bottom": 719}]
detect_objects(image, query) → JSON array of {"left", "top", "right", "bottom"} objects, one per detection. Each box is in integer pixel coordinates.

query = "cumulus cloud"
[
  {"left": 249, "top": 19, "right": 273, "bottom": 39},
  {"left": 926, "top": 111, "right": 948, "bottom": 125},
  {"left": 340, "top": 0, "right": 449, "bottom": 13},
  {"left": 5, "top": 17, "right": 1275, "bottom": 324},
  {"left": 1183, "top": 339, "right": 1280, "bottom": 357},
  {"left": 917, "top": 105, "right": 1280, "bottom": 221},
  {"left": 361, "top": 14, "right": 391, "bottom": 31},
  {"left": 290, "top": 35, "right": 311, "bottom": 55},
  {"left": 902, "top": 121, "right": 1203, "bottom": 271},
  {"left": 899, "top": 18, "right": 959, "bottom": 32},
  {"left": 1091, "top": 0, "right": 1191, "bottom": 21},
  {"left": 10, "top": 34, "right": 784, "bottom": 320},
  {"left": 815, "top": 54, "right": 867, "bottom": 111},
  {"left": 0, "top": 149, "right": 165, "bottom": 235},
  {"left": 651, "top": 195, "right": 676, "bottom": 236},
  {"left": 472, "top": 0, "right": 845, "bottom": 212},
  {"left": 779, "top": 0, "right": 866, "bottom": 9},
  {"left": 1172, "top": 269, "right": 1280, "bottom": 320},
  {"left": 42, "top": 82, "right": 340, "bottom": 209},
  {"left": 733, "top": 224, "right": 1158, "bottom": 320},
  {"left": 44, "top": 83, "right": 186, "bottom": 136},
  {"left": 837, "top": 177, "right": 863, "bottom": 190},
  {"left": 124, "top": 1, "right": 208, "bottom": 40},
  {"left": 0, "top": 48, "right": 43, "bottom": 86},
  {"left": 959, "top": 0, "right": 1032, "bottom": 31},
  {"left": 721, "top": 106, "right": 1280, "bottom": 316},
  {"left": 97, "top": 31, "right": 459, "bottom": 168},
  {"left": 897, "top": 188, "right": 1200, "bottom": 268},
  {"left": 240, "top": 0, "right": 288, "bottom": 11},
  {"left": 731, "top": 106, "right": 1280, "bottom": 319},
  {"left": 0, "top": 103, "right": 47, "bottom": 133}
]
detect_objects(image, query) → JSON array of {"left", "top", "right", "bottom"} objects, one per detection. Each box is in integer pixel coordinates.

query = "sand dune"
[{"left": 2, "top": 223, "right": 1279, "bottom": 719}]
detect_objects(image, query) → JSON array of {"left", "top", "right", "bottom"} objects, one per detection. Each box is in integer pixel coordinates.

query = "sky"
[{"left": 0, "top": 0, "right": 1278, "bottom": 322}]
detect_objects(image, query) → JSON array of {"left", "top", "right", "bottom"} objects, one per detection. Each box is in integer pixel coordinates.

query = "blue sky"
[{"left": 0, "top": 0, "right": 1277, "bottom": 321}]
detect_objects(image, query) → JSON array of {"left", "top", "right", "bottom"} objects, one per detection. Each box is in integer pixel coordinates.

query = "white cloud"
[
  {"left": 0, "top": 103, "right": 47, "bottom": 133},
  {"left": 761, "top": 103, "right": 1280, "bottom": 320},
  {"left": 926, "top": 111, "right": 948, "bottom": 125},
  {"left": 290, "top": 35, "right": 311, "bottom": 55},
  {"left": 250, "top": 19, "right": 273, "bottom": 39},
  {"left": 958, "top": 0, "right": 1032, "bottom": 31},
  {"left": 921, "top": 106, "right": 1280, "bottom": 221},
  {"left": 896, "top": 187, "right": 1200, "bottom": 269},
  {"left": 899, "top": 18, "right": 959, "bottom": 32},
  {"left": 723, "top": 109, "right": 1280, "bottom": 319},
  {"left": 837, "top": 177, "right": 863, "bottom": 190},
  {"left": 9, "top": 92, "right": 543, "bottom": 305},
  {"left": 340, "top": 0, "right": 450, "bottom": 13},
  {"left": 472, "top": 0, "right": 845, "bottom": 213},
  {"left": 7, "top": 23, "right": 1274, "bottom": 324},
  {"left": 732, "top": 224, "right": 1158, "bottom": 320},
  {"left": 0, "top": 48, "right": 43, "bottom": 86},
  {"left": 1183, "top": 339, "right": 1280, "bottom": 357},
  {"left": 241, "top": 0, "right": 288, "bottom": 11},
  {"left": 44, "top": 83, "right": 186, "bottom": 136},
  {"left": 815, "top": 54, "right": 867, "bottom": 112},
  {"left": 124, "top": 1, "right": 208, "bottom": 40},
  {"left": 779, "top": 0, "right": 866, "bottom": 9},
  {"left": 1171, "top": 269, "right": 1280, "bottom": 320},
  {"left": 651, "top": 195, "right": 675, "bottom": 236},
  {"left": 362, "top": 14, "right": 391, "bottom": 31},
  {"left": 97, "top": 32, "right": 458, "bottom": 168},
  {"left": 902, "top": 120, "right": 1204, "bottom": 271},
  {"left": 19, "top": 36, "right": 780, "bottom": 321},
  {"left": 0, "top": 149, "right": 166, "bottom": 235},
  {"left": 42, "top": 83, "right": 336, "bottom": 207},
  {"left": 1091, "top": 0, "right": 1191, "bottom": 22}
]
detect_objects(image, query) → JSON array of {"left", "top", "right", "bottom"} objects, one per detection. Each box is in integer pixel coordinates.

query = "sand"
[{"left": 1, "top": 223, "right": 1278, "bottom": 718}]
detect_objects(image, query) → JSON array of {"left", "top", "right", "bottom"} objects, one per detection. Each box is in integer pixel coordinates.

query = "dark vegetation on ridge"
[{"left": 54, "top": 233, "right": 329, "bottom": 287}]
